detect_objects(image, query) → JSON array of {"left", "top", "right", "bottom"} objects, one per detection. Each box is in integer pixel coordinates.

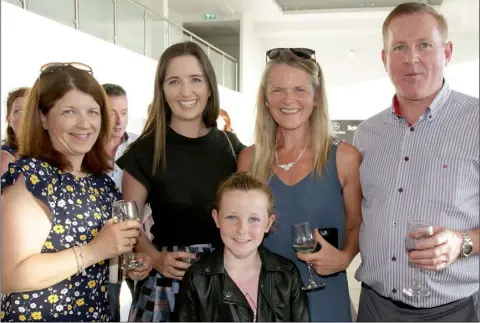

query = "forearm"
[
  {"left": 135, "top": 231, "right": 160, "bottom": 265},
  {"left": 2, "top": 244, "right": 102, "bottom": 293},
  {"left": 342, "top": 221, "right": 360, "bottom": 265}
]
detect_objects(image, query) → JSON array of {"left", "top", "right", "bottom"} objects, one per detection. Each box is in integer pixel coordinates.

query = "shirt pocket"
[{"left": 424, "top": 156, "right": 461, "bottom": 208}]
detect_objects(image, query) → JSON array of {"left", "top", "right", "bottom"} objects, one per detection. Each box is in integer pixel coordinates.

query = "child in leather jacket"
[{"left": 173, "top": 172, "right": 309, "bottom": 322}]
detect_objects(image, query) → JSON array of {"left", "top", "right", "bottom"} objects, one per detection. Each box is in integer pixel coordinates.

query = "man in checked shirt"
[{"left": 353, "top": 2, "right": 479, "bottom": 321}]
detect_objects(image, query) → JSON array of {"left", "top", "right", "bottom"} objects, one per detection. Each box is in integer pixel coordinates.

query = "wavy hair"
[{"left": 251, "top": 50, "right": 333, "bottom": 182}]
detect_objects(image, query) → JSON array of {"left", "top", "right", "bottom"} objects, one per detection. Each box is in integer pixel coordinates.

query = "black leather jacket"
[{"left": 174, "top": 245, "right": 310, "bottom": 322}]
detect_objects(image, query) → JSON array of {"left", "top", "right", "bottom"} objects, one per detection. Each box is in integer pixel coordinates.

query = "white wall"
[{"left": 1, "top": 2, "right": 252, "bottom": 144}]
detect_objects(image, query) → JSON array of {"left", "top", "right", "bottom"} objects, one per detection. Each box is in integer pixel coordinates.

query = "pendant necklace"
[{"left": 275, "top": 145, "right": 307, "bottom": 171}]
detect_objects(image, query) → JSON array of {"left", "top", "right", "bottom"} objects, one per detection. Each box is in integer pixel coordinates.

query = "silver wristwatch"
[{"left": 460, "top": 231, "right": 474, "bottom": 258}]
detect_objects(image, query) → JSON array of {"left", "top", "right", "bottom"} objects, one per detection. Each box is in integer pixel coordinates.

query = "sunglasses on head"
[
  {"left": 39, "top": 62, "right": 93, "bottom": 77},
  {"left": 265, "top": 48, "right": 316, "bottom": 63}
]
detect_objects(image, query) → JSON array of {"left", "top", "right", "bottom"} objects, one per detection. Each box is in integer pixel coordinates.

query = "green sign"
[{"left": 204, "top": 13, "right": 216, "bottom": 20}]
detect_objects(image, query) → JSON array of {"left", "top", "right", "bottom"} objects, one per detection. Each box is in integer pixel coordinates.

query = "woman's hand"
[
  {"left": 153, "top": 251, "right": 196, "bottom": 280},
  {"left": 127, "top": 253, "right": 153, "bottom": 281},
  {"left": 87, "top": 219, "right": 141, "bottom": 261}
]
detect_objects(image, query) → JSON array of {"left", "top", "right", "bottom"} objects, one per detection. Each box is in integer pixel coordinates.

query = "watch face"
[{"left": 464, "top": 245, "right": 473, "bottom": 255}]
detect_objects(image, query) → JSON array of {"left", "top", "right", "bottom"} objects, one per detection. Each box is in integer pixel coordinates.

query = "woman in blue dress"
[
  {"left": 1, "top": 87, "right": 28, "bottom": 174},
  {"left": 1, "top": 63, "right": 142, "bottom": 321},
  {"left": 238, "top": 48, "right": 363, "bottom": 321}
]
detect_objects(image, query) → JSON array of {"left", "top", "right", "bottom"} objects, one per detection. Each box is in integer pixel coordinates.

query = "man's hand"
[
  {"left": 296, "top": 229, "right": 350, "bottom": 276},
  {"left": 409, "top": 227, "right": 463, "bottom": 271}
]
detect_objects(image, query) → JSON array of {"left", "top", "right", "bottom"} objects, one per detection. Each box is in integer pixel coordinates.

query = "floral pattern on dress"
[{"left": 0, "top": 158, "right": 122, "bottom": 322}]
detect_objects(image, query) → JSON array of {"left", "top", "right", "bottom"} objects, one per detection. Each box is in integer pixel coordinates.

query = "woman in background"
[
  {"left": 1, "top": 63, "right": 141, "bottom": 321},
  {"left": 118, "top": 41, "right": 245, "bottom": 321},
  {"left": 1, "top": 87, "right": 28, "bottom": 174},
  {"left": 217, "top": 109, "right": 234, "bottom": 133}
]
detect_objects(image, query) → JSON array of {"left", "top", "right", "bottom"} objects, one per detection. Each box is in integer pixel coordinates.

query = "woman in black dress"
[{"left": 117, "top": 41, "right": 245, "bottom": 322}]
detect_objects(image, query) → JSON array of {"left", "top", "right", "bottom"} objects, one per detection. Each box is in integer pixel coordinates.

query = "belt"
[{"left": 361, "top": 283, "right": 470, "bottom": 310}]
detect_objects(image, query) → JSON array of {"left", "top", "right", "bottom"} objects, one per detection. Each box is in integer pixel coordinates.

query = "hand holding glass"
[
  {"left": 112, "top": 200, "right": 143, "bottom": 270},
  {"left": 292, "top": 222, "right": 325, "bottom": 291},
  {"left": 403, "top": 221, "right": 433, "bottom": 297}
]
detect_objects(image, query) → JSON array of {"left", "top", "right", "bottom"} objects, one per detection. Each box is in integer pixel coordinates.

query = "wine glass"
[
  {"left": 403, "top": 221, "right": 433, "bottom": 297},
  {"left": 292, "top": 222, "right": 325, "bottom": 291},
  {"left": 112, "top": 200, "right": 143, "bottom": 270},
  {"left": 179, "top": 246, "right": 198, "bottom": 264}
]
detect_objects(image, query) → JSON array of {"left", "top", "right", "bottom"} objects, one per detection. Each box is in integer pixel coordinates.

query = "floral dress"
[{"left": 0, "top": 158, "right": 122, "bottom": 322}]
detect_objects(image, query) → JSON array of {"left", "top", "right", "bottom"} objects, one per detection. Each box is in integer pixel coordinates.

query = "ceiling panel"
[{"left": 273, "top": 0, "right": 444, "bottom": 12}]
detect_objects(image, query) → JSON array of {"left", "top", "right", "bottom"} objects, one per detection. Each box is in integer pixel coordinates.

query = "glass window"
[
  {"left": 27, "top": 0, "right": 75, "bottom": 28},
  {"left": 145, "top": 12, "right": 168, "bottom": 60},
  {"left": 224, "top": 58, "right": 237, "bottom": 91},
  {"left": 78, "top": 0, "right": 114, "bottom": 43},
  {"left": 116, "top": 0, "right": 145, "bottom": 55},
  {"left": 209, "top": 50, "right": 224, "bottom": 86},
  {"left": 3, "top": 0, "right": 23, "bottom": 8}
]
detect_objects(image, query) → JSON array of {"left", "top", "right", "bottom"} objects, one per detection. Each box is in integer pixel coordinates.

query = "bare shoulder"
[
  {"left": 336, "top": 141, "right": 361, "bottom": 166},
  {"left": 237, "top": 145, "right": 255, "bottom": 172},
  {"left": 335, "top": 141, "right": 361, "bottom": 187}
]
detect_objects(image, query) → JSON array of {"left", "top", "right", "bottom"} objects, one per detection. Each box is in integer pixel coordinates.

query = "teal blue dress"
[{"left": 264, "top": 141, "right": 352, "bottom": 322}]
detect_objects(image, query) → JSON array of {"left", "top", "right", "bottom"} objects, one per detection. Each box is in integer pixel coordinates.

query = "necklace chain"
[{"left": 275, "top": 145, "right": 307, "bottom": 171}]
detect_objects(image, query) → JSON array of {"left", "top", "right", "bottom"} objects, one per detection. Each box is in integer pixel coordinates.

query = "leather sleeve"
[
  {"left": 175, "top": 270, "right": 198, "bottom": 322},
  {"left": 290, "top": 266, "right": 310, "bottom": 321}
]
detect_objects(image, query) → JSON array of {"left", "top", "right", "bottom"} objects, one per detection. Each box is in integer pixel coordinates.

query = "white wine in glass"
[{"left": 292, "top": 222, "right": 325, "bottom": 291}]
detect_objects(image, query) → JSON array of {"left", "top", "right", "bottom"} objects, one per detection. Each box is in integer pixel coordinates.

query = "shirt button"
[
  {"left": 205, "top": 268, "right": 211, "bottom": 273},
  {"left": 398, "top": 188, "right": 404, "bottom": 193},
  {"left": 393, "top": 222, "right": 397, "bottom": 226},
  {"left": 225, "top": 291, "right": 232, "bottom": 298},
  {"left": 392, "top": 288, "right": 397, "bottom": 294},
  {"left": 410, "top": 127, "right": 415, "bottom": 132},
  {"left": 392, "top": 256, "right": 396, "bottom": 261},
  {"left": 404, "top": 157, "right": 409, "bottom": 161}
]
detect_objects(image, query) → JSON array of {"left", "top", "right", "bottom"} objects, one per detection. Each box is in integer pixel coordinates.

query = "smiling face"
[
  {"left": 266, "top": 64, "right": 316, "bottom": 131},
  {"left": 162, "top": 55, "right": 211, "bottom": 125},
  {"left": 7, "top": 96, "right": 25, "bottom": 135},
  {"left": 382, "top": 12, "right": 452, "bottom": 101},
  {"left": 213, "top": 189, "right": 275, "bottom": 260},
  {"left": 41, "top": 89, "right": 101, "bottom": 161}
]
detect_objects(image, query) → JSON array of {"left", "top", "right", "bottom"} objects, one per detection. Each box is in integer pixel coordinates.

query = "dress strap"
[{"left": 333, "top": 137, "right": 344, "bottom": 146}]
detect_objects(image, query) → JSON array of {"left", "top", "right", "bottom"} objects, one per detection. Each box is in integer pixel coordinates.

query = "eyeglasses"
[
  {"left": 265, "top": 48, "right": 316, "bottom": 63},
  {"left": 39, "top": 62, "right": 93, "bottom": 77}
]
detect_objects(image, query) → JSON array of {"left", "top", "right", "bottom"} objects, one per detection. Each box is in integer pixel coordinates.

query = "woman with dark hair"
[
  {"left": 0, "top": 63, "right": 142, "bottom": 322},
  {"left": 117, "top": 41, "right": 245, "bottom": 321},
  {"left": 1, "top": 87, "right": 28, "bottom": 174}
]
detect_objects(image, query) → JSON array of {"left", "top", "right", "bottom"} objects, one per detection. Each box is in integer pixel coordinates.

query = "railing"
[{"left": 4, "top": 0, "right": 239, "bottom": 91}]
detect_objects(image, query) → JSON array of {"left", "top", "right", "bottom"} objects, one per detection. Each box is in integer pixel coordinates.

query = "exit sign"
[{"left": 204, "top": 13, "right": 216, "bottom": 20}]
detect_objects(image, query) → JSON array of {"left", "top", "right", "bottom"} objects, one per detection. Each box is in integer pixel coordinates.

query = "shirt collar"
[{"left": 390, "top": 79, "right": 451, "bottom": 121}]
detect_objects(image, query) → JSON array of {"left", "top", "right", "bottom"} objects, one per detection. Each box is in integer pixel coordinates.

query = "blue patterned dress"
[{"left": 0, "top": 158, "right": 122, "bottom": 322}]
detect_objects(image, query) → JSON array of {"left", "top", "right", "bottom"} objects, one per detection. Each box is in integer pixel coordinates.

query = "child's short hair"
[{"left": 215, "top": 172, "right": 275, "bottom": 215}]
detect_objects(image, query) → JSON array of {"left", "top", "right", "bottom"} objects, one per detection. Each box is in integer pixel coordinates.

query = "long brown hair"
[
  {"left": 137, "top": 41, "right": 220, "bottom": 174},
  {"left": 3, "top": 87, "right": 29, "bottom": 151},
  {"left": 18, "top": 66, "right": 112, "bottom": 176},
  {"left": 252, "top": 50, "right": 332, "bottom": 182}
]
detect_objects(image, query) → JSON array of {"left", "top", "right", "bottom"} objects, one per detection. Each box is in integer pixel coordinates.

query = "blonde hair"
[
  {"left": 251, "top": 50, "right": 332, "bottom": 183},
  {"left": 382, "top": 2, "right": 449, "bottom": 45},
  {"left": 215, "top": 172, "right": 275, "bottom": 215}
]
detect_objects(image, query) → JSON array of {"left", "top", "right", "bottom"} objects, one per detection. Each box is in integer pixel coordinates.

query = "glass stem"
[
  {"left": 307, "top": 262, "right": 315, "bottom": 282},
  {"left": 413, "top": 267, "right": 419, "bottom": 287}
]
